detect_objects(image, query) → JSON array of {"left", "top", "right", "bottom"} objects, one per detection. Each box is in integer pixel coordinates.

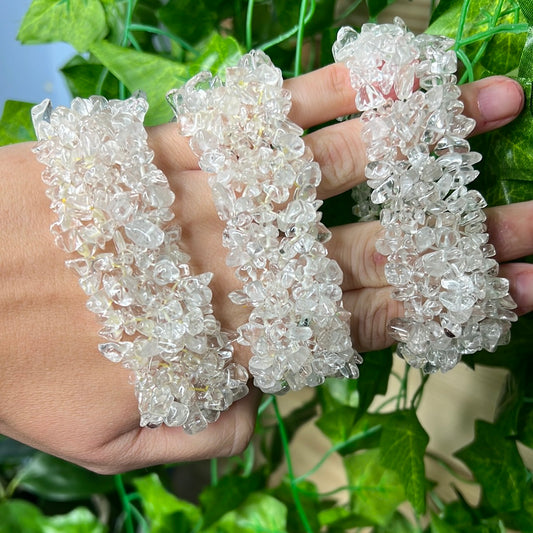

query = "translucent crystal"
[
  {"left": 32, "top": 94, "right": 249, "bottom": 432},
  {"left": 334, "top": 19, "right": 515, "bottom": 372},
  {"left": 169, "top": 49, "right": 361, "bottom": 393}
]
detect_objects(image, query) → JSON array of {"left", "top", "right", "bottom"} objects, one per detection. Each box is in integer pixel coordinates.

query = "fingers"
[
  {"left": 148, "top": 122, "right": 200, "bottom": 172},
  {"left": 82, "top": 389, "right": 261, "bottom": 474},
  {"left": 285, "top": 63, "right": 357, "bottom": 129},
  {"left": 328, "top": 221, "right": 386, "bottom": 291},
  {"left": 486, "top": 201, "right": 533, "bottom": 263},
  {"left": 500, "top": 262, "right": 533, "bottom": 315},
  {"left": 343, "top": 287, "right": 401, "bottom": 352},
  {"left": 486, "top": 201, "right": 533, "bottom": 315},
  {"left": 291, "top": 75, "right": 524, "bottom": 199},
  {"left": 327, "top": 201, "right": 533, "bottom": 352},
  {"left": 461, "top": 76, "right": 525, "bottom": 136},
  {"left": 330, "top": 202, "right": 533, "bottom": 291}
]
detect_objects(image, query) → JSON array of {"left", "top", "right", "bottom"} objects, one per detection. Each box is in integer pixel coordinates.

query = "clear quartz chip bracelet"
[
  {"left": 31, "top": 94, "right": 248, "bottom": 433},
  {"left": 333, "top": 18, "right": 517, "bottom": 373},
  {"left": 168, "top": 50, "right": 362, "bottom": 394}
]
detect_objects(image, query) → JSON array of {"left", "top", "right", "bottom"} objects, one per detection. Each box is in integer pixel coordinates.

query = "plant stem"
[
  {"left": 259, "top": 0, "right": 315, "bottom": 53},
  {"left": 210, "top": 458, "right": 219, "bottom": 486},
  {"left": 456, "top": 0, "right": 472, "bottom": 44},
  {"left": 457, "top": 22, "right": 527, "bottom": 46},
  {"left": 411, "top": 372, "right": 430, "bottom": 410},
  {"left": 95, "top": 66, "right": 110, "bottom": 96},
  {"left": 396, "top": 363, "right": 410, "bottom": 410},
  {"left": 426, "top": 450, "right": 476, "bottom": 484},
  {"left": 293, "top": 425, "right": 381, "bottom": 484},
  {"left": 245, "top": 0, "right": 254, "bottom": 50},
  {"left": 128, "top": 23, "right": 200, "bottom": 55},
  {"left": 115, "top": 474, "right": 135, "bottom": 533},
  {"left": 335, "top": 0, "right": 363, "bottom": 23},
  {"left": 272, "top": 397, "right": 313, "bottom": 533},
  {"left": 294, "top": 0, "right": 310, "bottom": 77},
  {"left": 121, "top": 0, "right": 137, "bottom": 47},
  {"left": 242, "top": 442, "right": 255, "bottom": 476},
  {"left": 257, "top": 394, "right": 274, "bottom": 416},
  {"left": 118, "top": 0, "right": 138, "bottom": 99},
  {"left": 457, "top": 48, "right": 475, "bottom": 84},
  {"left": 374, "top": 394, "right": 402, "bottom": 413}
]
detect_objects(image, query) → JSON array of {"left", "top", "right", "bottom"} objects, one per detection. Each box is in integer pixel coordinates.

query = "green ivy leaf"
[
  {"left": 427, "top": 0, "right": 527, "bottom": 69},
  {"left": 133, "top": 473, "right": 201, "bottom": 532},
  {"left": 430, "top": 512, "right": 459, "bottom": 533},
  {"left": 321, "top": 377, "right": 360, "bottom": 409},
  {"left": 471, "top": 81, "right": 533, "bottom": 207},
  {"left": 356, "top": 348, "right": 393, "bottom": 415},
  {"left": 61, "top": 55, "right": 120, "bottom": 100},
  {"left": 374, "top": 511, "right": 416, "bottom": 533},
  {"left": 346, "top": 413, "right": 384, "bottom": 452},
  {"left": 42, "top": 507, "right": 107, "bottom": 533},
  {"left": 17, "top": 453, "right": 115, "bottom": 501},
  {"left": 315, "top": 406, "right": 357, "bottom": 446},
  {"left": 89, "top": 40, "right": 189, "bottom": 125},
  {"left": 518, "top": 0, "right": 533, "bottom": 24},
  {"left": 428, "top": 0, "right": 489, "bottom": 37},
  {"left": 158, "top": 0, "right": 218, "bottom": 45},
  {"left": 0, "top": 101, "right": 37, "bottom": 146},
  {"left": 344, "top": 448, "right": 406, "bottom": 526},
  {"left": 455, "top": 420, "right": 529, "bottom": 512},
  {"left": 188, "top": 33, "right": 243, "bottom": 78},
  {"left": 440, "top": 488, "right": 489, "bottom": 530},
  {"left": 318, "top": 506, "right": 372, "bottom": 530},
  {"left": 205, "top": 493, "right": 287, "bottom": 533},
  {"left": 500, "top": 485, "right": 533, "bottom": 531},
  {"left": 271, "top": 479, "right": 322, "bottom": 533},
  {"left": 480, "top": 31, "right": 527, "bottom": 75},
  {"left": 17, "top": 0, "right": 107, "bottom": 52},
  {"left": 463, "top": 313, "right": 533, "bottom": 371},
  {"left": 0, "top": 501, "right": 105, "bottom": 533},
  {"left": 316, "top": 409, "right": 383, "bottom": 454},
  {"left": 0, "top": 500, "right": 45, "bottom": 533},
  {"left": 199, "top": 470, "right": 267, "bottom": 527},
  {"left": 379, "top": 410, "right": 429, "bottom": 515},
  {"left": 263, "top": 396, "right": 317, "bottom": 471}
]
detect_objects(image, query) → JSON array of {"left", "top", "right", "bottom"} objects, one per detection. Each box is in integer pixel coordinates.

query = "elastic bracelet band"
[
  {"left": 168, "top": 51, "right": 361, "bottom": 394},
  {"left": 333, "top": 18, "right": 517, "bottom": 372},
  {"left": 32, "top": 94, "right": 248, "bottom": 432}
]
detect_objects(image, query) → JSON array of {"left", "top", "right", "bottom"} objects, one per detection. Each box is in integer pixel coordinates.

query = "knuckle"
[
  {"left": 324, "top": 63, "right": 352, "bottom": 100},
  {"left": 314, "top": 128, "right": 362, "bottom": 198}
]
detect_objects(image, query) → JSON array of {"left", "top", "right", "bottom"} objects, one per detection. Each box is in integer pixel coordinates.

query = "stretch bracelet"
[
  {"left": 168, "top": 51, "right": 362, "bottom": 394},
  {"left": 333, "top": 19, "right": 517, "bottom": 372},
  {"left": 32, "top": 94, "right": 248, "bottom": 433}
]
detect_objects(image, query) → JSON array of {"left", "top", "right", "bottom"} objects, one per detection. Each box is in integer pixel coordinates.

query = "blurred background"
[{"left": 0, "top": 1, "right": 71, "bottom": 111}]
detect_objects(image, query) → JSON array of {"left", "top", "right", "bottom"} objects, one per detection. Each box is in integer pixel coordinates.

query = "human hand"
[{"left": 0, "top": 66, "right": 527, "bottom": 474}]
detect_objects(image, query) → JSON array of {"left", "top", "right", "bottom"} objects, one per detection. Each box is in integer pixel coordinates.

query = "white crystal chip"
[
  {"left": 334, "top": 18, "right": 517, "bottom": 373},
  {"left": 168, "top": 50, "right": 362, "bottom": 393},
  {"left": 32, "top": 93, "right": 249, "bottom": 432}
]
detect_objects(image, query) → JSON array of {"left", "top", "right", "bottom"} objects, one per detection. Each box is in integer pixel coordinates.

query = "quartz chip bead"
[
  {"left": 334, "top": 18, "right": 517, "bottom": 373},
  {"left": 32, "top": 93, "right": 249, "bottom": 433},
  {"left": 168, "top": 50, "right": 362, "bottom": 394}
]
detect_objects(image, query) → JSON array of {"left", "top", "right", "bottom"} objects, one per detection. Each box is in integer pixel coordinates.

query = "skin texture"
[{"left": 0, "top": 65, "right": 531, "bottom": 474}]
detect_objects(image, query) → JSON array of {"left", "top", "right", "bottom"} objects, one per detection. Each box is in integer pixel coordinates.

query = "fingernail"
[
  {"left": 477, "top": 78, "right": 524, "bottom": 123},
  {"left": 514, "top": 270, "right": 533, "bottom": 315}
]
